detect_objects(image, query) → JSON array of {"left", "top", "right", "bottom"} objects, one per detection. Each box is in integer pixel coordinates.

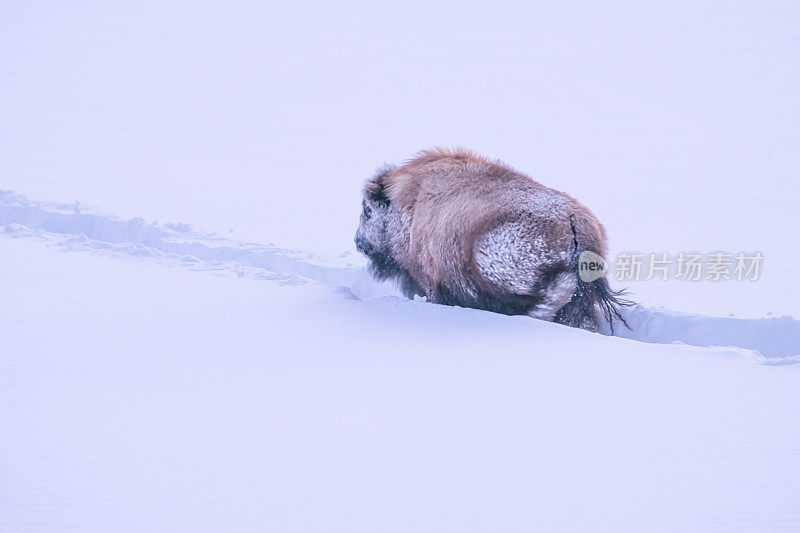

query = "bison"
[{"left": 354, "top": 148, "right": 630, "bottom": 331}]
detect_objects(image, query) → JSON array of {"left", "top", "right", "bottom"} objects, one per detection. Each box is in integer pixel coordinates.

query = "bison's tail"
[
  {"left": 552, "top": 275, "right": 633, "bottom": 333},
  {"left": 554, "top": 215, "right": 635, "bottom": 332},
  {"left": 590, "top": 276, "right": 633, "bottom": 333}
]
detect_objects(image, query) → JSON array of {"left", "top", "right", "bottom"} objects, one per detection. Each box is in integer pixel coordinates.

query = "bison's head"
[{"left": 354, "top": 168, "right": 400, "bottom": 279}]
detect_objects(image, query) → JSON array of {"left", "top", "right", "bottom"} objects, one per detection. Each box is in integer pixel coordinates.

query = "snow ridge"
[
  {"left": 1, "top": 190, "right": 797, "bottom": 363},
  {"left": 0, "top": 190, "right": 395, "bottom": 299},
  {"left": 615, "top": 307, "right": 800, "bottom": 364}
]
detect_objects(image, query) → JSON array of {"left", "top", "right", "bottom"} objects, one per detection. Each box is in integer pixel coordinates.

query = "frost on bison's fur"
[{"left": 354, "top": 147, "right": 632, "bottom": 332}]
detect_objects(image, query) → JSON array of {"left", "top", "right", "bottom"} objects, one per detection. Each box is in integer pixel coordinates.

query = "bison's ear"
[{"left": 364, "top": 167, "right": 392, "bottom": 207}]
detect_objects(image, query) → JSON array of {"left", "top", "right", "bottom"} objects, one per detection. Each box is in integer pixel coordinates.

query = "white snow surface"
[
  {"left": 1, "top": 191, "right": 799, "bottom": 532},
  {"left": 3, "top": 1, "right": 800, "bottom": 531}
]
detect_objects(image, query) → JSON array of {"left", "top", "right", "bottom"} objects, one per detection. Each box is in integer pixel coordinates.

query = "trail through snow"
[{"left": 2, "top": 189, "right": 798, "bottom": 363}]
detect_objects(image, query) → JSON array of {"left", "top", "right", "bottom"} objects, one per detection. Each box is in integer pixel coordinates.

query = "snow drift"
[{"left": 1, "top": 189, "right": 797, "bottom": 363}]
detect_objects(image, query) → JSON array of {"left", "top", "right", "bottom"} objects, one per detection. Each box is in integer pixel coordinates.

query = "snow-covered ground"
[
  {"left": 2, "top": 191, "right": 799, "bottom": 532},
  {"left": 2, "top": 1, "right": 800, "bottom": 531}
]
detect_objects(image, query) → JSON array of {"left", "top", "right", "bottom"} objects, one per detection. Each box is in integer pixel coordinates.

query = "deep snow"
[
  {"left": 1, "top": 192, "right": 800, "bottom": 532},
  {"left": 2, "top": 190, "right": 798, "bottom": 362}
]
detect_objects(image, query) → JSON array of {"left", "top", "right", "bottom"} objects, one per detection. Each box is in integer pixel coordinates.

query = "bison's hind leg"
[
  {"left": 476, "top": 220, "right": 581, "bottom": 322},
  {"left": 475, "top": 221, "right": 578, "bottom": 321},
  {"left": 527, "top": 270, "right": 577, "bottom": 322}
]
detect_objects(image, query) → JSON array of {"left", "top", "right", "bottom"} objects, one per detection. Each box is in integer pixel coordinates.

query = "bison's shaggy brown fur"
[{"left": 355, "top": 148, "right": 630, "bottom": 331}]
